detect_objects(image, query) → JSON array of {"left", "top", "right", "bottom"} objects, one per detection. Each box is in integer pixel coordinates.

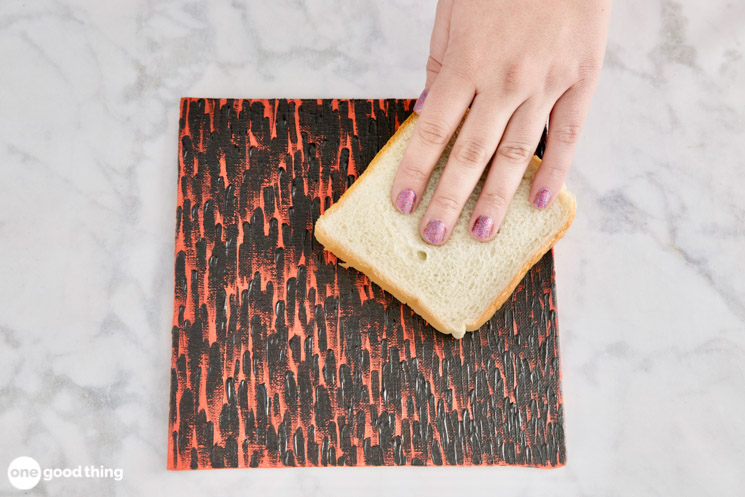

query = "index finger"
[{"left": 391, "top": 68, "right": 475, "bottom": 214}]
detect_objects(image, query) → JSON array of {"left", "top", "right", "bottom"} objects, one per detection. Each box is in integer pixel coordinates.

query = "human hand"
[{"left": 391, "top": 0, "right": 611, "bottom": 244}]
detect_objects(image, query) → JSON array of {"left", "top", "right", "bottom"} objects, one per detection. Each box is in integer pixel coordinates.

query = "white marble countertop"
[{"left": 1, "top": 0, "right": 743, "bottom": 495}]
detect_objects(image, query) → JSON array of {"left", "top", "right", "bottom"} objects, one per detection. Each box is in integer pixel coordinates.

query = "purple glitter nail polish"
[
  {"left": 533, "top": 188, "right": 551, "bottom": 209},
  {"left": 423, "top": 219, "right": 446, "bottom": 245},
  {"left": 472, "top": 215, "right": 494, "bottom": 240},
  {"left": 395, "top": 189, "right": 416, "bottom": 214},
  {"left": 413, "top": 88, "right": 428, "bottom": 113}
]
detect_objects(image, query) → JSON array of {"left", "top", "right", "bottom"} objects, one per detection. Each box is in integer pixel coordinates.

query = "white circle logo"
[{"left": 7, "top": 456, "right": 41, "bottom": 490}]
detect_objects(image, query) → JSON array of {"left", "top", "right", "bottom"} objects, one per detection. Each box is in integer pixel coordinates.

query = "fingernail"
[
  {"left": 472, "top": 215, "right": 494, "bottom": 240},
  {"left": 395, "top": 189, "right": 416, "bottom": 214},
  {"left": 533, "top": 188, "right": 551, "bottom": 209},
  {"left": 413, "top": 88, "right": 428, "bottom": 113},
  {"left": 423, "top": 219, "right": 446, "bottom": 245}
]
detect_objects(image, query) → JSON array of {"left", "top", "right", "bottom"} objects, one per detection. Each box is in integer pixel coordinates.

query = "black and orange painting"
[{"left": 167, "top": 98, "right": 566, "bottom": 470}]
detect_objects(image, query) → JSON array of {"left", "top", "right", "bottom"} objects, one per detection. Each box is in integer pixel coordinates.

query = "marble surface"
[{"left": 1, "top": 0, "right": 743, "bottom": 495}]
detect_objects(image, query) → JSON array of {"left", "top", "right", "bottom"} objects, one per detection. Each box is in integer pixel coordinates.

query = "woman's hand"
[{"left": 391, "top": 0, "right": 612, "bottom": 244}]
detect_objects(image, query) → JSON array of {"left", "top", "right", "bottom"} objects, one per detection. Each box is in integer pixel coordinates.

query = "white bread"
[{"left": 314, "top": 112, "right": 576, "bottom": 338}]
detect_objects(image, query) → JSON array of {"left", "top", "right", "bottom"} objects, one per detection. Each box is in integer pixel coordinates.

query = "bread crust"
[
  {"left": 465, "top": 184, "right": 576, "bottom": 332},
  {"left": 314, "top": 113, "right": 576, "bottom": 339}
]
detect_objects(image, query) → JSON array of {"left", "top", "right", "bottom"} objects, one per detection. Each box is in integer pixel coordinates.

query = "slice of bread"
[{"left": 314, "top": 112, "right": 576, "bottom": 339}]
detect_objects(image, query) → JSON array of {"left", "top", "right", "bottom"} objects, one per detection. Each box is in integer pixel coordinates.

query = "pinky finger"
[{"left": 530, "top": 83, "right": 594, "bottom": 209}]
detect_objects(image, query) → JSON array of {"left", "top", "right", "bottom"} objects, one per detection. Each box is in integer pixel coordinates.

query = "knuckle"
[
  {"left": 432, "top": 192, "right": 461, "bottom": 212},
  {"left": 544, "top": 65, "right": 571, "bottom": 94},
  {"left": 544, "top": 165, "right": 568, "bottom": 181},
  {"left": 403, "top": 164, "right": 430, "bottom": 183},
  {"left": 445, "top": 54, "right": 477, "bottom": 83},
  {"left": 453, "top": 139, "right": 490, "bottom": 169},
  {"left": 416, "top": 119, "right": 451, "bottom": 146},
  {"left": 543, "top": 68, "right": 560, "bottom": 93},
  {"left": 496, "top": 142, "right": 533, "bottom": 163},
  {"left": 481, "top": 190, "right": 509, "bottom": 211},
  {"left": 576, "top": 58, "right": 601, "bottom": 81},
  {"left": 553, "top": 124, "right": 582, "bottom": 145},
  {"left": 503, "top": 63, "right": 528, "bottom": 92}
]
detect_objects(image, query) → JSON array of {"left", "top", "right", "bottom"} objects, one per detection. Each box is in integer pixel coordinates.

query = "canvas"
[{"left": 167, "top": 98, "right": 566, "bottom": 469}]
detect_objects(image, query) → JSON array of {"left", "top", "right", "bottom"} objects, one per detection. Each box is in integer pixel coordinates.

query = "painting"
[{"left": 167, "top": 98, "right": 566, "bottom": 469}]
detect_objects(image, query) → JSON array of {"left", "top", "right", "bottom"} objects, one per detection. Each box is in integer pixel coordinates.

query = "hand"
[{"left": 391, "top": 0, "right": 612, "bottom": 244}]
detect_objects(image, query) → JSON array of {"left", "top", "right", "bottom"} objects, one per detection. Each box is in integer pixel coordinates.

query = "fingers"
[
  {"left": 529, "top": 82, "right": 595, "bottom": 209},
  {"left": 469, "top": 99, "right": 550, "bottom": 242},
  {"left": 391, "top": 66, "right": 475, "bottom": 216},
  {"left": 418, "top": 91, "right": 516, "bottom": 245}
]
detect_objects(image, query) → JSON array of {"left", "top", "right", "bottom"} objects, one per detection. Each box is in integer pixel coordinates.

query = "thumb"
[{"left": 425, "top": 0, "right": 453, "bottom": 89}]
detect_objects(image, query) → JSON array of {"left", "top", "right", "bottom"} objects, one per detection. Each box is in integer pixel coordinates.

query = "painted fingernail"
[
  {"left": 533, "top": 188, "right": 551, "bottom": 209},
  {"left": 395, "top": 189, "right": 416, "bottom": 214},
  {"left": 472, "top": 215, "right": 494, "bottom": 240},
  {"left": 413, "top": 88, "right": 428, "bottom": 113},
  {"left": 423, "top": 219, "right": 447, "bottom": 245}
]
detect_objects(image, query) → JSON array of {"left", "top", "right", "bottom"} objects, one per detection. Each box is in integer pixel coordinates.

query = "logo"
[
  {"left": 7, "top": 456, "right": 41, "bottom": 490},
  {"left": 6, "top": 456, "right": 124, "bottom": 490}
]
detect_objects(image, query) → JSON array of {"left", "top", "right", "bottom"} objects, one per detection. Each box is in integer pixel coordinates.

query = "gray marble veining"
[{"left": 0, "top": 0, "right": 743, "bottom": 495}]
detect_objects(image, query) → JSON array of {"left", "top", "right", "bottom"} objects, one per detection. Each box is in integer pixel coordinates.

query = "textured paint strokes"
[{"left": 168, "top": 98, "right": 566, "bottom": 469}]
